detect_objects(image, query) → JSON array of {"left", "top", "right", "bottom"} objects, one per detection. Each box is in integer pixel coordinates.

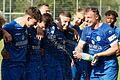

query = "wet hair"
[
  {"left": 85, "top": 7, "right": 101, "bottom": 20},
  {"left": 0, "top": 15, "right": 6, "bottom": 27},
  {"left": 37, "top": 3, "right": 49, "bottom": 8},
  {"left": 25, "top": 6, "right": 42, "bottom": 22},
  {"left": 105, "top": 10, "right": 118, "bottom": 18}
]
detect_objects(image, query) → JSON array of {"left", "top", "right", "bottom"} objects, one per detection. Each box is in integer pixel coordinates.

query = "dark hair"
[
  {"left": 25, "top": 6, "right": 42, "bottom": 21},
  {"left": 42, "top": 13, "right": 53, "bottom": 27},
  {"left": 105, "top": 10, "right": 118, "bottom": 18},
  {"left": 37, "top": 3, "right": 49, "bottom": 8},
  {"left": 0, "top": 15, "right": 6, "bottom": 27},
  {"left": 85, "top": 7, "right": 101, "bottom": 20},
  {"left": 59, "top": 10, "right": 71, "bottom": 18}
]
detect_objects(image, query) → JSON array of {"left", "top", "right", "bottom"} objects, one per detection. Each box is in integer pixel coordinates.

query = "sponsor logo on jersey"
[
  {"left": 89, "top": 44, "right": 102, "bottom": 50},
  {"left": 15, "top": 40, "right": 28, "bottom": 46}
]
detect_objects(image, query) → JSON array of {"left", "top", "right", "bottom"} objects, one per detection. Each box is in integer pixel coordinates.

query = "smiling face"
[
  {"left": 84, "top": 10, "right": 98, "bottom": 27},
  {"left": 74, "top": 12, "right": 84, "bottom": 26}
]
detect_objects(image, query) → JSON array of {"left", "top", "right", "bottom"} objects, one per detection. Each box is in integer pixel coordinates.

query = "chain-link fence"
[{"left": 0, "top": 0, "right": 120, "bottom": 26}]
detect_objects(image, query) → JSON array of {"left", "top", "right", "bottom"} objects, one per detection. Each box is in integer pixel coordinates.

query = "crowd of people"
[{"left": 0, "top": 3, "right": 120, "bottom": 80}]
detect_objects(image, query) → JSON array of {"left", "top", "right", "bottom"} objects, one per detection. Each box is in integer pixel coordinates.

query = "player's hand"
[
  {"left": 116, "top": 49, "right": 120, "bottom": 57},
  {"left": 36, "top": 35, "right": 43, "bottom": 40},
  {"left": 1, "top": 48, "right": 9, "bottom": 59},
  {"left": 73, "top": 51, "right": 82, "bottom": 59},
  {"left": 36, "top": 26, "right": 44, "bottom": 40},
  {"left": 91, "top": 54, "right": 99, "bottom": 66},
  {"left": 3, "top": 30, "right": 12, "bottom": 42}
]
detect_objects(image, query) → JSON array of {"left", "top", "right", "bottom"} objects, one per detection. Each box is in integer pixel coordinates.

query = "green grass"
[{"left": 0, "top": 40, "right": 120, "bottom": 80}]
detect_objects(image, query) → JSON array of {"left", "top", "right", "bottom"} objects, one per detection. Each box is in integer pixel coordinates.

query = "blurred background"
[
  {"left": 0, "top": 0, "right": 120, "bottom": 80},
  {"left": 0, "top": 0, "right": 120, "bottom": 26}
]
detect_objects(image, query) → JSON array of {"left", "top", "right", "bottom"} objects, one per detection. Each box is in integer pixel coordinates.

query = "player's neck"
[
  {"left": 93, "top": 21, "right": 101, "bottom": 29},
  {"left": 15, "top": 16, "right": 27, "bottom": 27}
]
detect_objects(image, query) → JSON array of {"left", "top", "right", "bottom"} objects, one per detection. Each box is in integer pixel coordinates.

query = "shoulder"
[
  {"left": 101, "top": 23, "right": 112, "bottom": 30},
  {"left": 100, "top": 23, "right": 114, "bottom": 34},
  {"left": 4, "top": 20, "right": 16, "bottom": 27}
]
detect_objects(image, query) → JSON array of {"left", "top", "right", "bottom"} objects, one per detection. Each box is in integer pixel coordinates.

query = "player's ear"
[{"left": 27, "top": 17, "right": 31, "bottom": 21}]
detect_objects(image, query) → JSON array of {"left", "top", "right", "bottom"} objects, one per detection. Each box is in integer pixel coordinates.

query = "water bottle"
[{"left": 81, "top": 53, "right": 94, "bottom": 61}]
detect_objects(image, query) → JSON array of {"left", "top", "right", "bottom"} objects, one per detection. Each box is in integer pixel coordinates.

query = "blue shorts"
[{"left": 1, "top": 60, "right": 25, "bottom": 80}]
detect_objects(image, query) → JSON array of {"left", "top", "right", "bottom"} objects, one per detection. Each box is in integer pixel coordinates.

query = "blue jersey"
[
  {"left": 3, "top": 20, "right": 28, "bottom": 61},
  {"left": 25, "top": 27, "right": 46, "bottom": 80},
  {"left": 43, "top": 24, "right": 72, "bottom": 80},
  {"left": 27, "top": 27, "right": 42, "bottom": 61},
  {"left": 114, "top": 27, "right": 120, "bottom": 42},
  {"left": 70, "top": 23, "right": 82, "bottom": 37},
  {"left": 81, "top": 23, "right": 117, "bottom": 55},
  {"left": 80, "top": 23, "right": 118, "bottom": 78}
]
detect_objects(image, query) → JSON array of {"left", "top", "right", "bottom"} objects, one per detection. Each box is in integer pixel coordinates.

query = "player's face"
[
  {"left": 27, "top": 18, "right": 37, "bottom": 27},
  {"left": 84, "top": 11, "right": 97, "bottom": 27},
  {"left": 40, "top": 5, "right": 50, "bottom": 15},
  {"left": 60, "top": 16, "right": 70, "bottom": 30},
  {"left": 105, "top": 15, "right": 115, "bottom": 25},
  {"left": 74, "top": 13, "right": 84, "bottom": 26},
  {"left": 37, "top": 21, "right": 46, "bottom": 30}
]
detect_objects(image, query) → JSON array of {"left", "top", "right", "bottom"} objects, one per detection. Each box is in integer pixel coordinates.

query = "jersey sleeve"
[
  {"left": 106, "top": 28, "right": 118, "bottom": 47},
  {"left": 3, "top": 21, "right": 15, "bottom": 32},
  {"left": 115, "top": 28, "right": 120, "bottom": 42},
  {"left": 79, "top": 27, "right": 88, "bottom": 44}
]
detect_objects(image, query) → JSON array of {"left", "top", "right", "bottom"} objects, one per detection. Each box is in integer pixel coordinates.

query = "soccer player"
[
  {"left": 37, "top": 3, "right": 50, "bottom": 15},
  {"left": 1, "top": 7, "right": 41, "bottom": 80},
  {"left": 105, "top": 10, "right": 120, "bottom": 56},
  {"left": 74, "top": 7, "right": 119, "bottom": 80},
  {"left": 71, "top": 8, "right": 85, "bottom": 37},
  {"left": 53, "top": 10, "right": 78, "bottom": 80},
  {"left": 38, "top": 13, "right": 64, "bottom": 80},
  {"left": 0, "top": 15, "right": 12, "bottom": 42},
  {"left": 25, "top": 13, "right": 63, "bottom": 80},
  {"left": 71, "top": 8, "right": 92, "bottom": 80}
]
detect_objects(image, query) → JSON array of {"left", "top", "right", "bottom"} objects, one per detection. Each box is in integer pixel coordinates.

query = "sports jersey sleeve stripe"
[{"left": 110, "top": 39, "right": 118, "bottom": 46}]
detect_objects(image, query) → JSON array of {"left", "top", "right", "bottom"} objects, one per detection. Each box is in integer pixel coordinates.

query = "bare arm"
[
  {"left": 2, "top": 29, "right": 12, "bottom": 42},
  {"left": 91, "top": 42, "right": 118, "bottom": 66},
  {"left": 73, "top": 40, "right": 84, "bottom": 59},
  {"left": 95, "top": 42, "right": 118, "bottom": 57}
]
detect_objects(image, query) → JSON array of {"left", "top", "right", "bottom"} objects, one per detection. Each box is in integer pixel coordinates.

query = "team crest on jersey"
[
  {"left": 108, "top": 30, "right": 112, "bottom": 34},
  {"left": 96, "top": 36, "right": 101, "bottom": 41},
  {"left": 91, "top": 40, "right": 95, "bottom": 44}
]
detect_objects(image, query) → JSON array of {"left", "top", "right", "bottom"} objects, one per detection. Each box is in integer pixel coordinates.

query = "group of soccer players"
[{"left": 0, "top": 3, "right": 120, "bottom": 80}]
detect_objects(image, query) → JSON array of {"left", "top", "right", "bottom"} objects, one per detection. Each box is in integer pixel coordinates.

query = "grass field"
[{"left": 0, "top": 40, "right": 120, "bottom": 80}]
